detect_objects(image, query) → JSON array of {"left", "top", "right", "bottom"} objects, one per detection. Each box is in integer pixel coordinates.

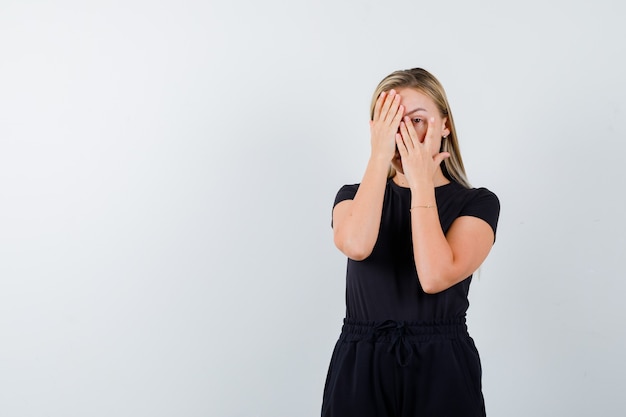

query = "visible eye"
[{"left": 412, "top": 118, "right": 422, "bottom": 124}]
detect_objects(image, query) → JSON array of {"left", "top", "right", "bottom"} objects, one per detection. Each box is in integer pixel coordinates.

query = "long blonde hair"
[{"left": 370, "top": 68, "right": 471, "bottom": 188}]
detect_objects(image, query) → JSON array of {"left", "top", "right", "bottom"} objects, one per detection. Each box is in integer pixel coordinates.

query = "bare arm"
[
  {"left": 333, "top": 90, "right": 404, "bottom": 260},
  {"left": 409, "top": 195, "right": 495, "bottom": 293}
]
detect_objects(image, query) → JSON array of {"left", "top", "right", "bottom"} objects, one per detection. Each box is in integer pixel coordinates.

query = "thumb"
[{"left": 433, "top": 152, "right": 451, "bottom": 167}]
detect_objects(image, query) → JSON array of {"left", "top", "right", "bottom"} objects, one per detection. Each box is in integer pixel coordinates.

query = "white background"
[{"left": 1, "top": 0, "right": 625, "bottom": 416}]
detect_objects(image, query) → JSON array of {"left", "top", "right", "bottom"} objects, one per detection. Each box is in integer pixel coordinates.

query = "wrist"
[
  {"left": 410, "top": 183, "right": 436, "bottom": 207},
  {"left": 368, "top": 154, "right": 392, "bottom": 170},
  {"left": 410, "top": 204, "right": 436, "bottom": 211}
]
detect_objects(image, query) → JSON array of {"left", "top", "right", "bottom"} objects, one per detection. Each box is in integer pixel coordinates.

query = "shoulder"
[
  {"left": 443, "top": 182, "right": 499, "bottom": 208},
  {"left": 441, "top": 182, "right": 501, "bottom": 237},
  {"left": 333, "top": 183, "right": 360, "bottom": 207},
  {"left": 461, "top": 186, "right": 500, "bottom": 237},
  {"left": 467, "top": 187, "right": 500, "bottom": 210}
]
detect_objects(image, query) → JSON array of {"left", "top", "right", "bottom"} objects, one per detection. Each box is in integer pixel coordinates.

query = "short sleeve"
[
  {"left": 334, "top": 184, "right": 359, "bottom": 208},
  {"left": 331, "top": 184, "right": 360, "bottom": 228},
  {"left": 459, "top": 188, "right": 500, "bottom": 241}
]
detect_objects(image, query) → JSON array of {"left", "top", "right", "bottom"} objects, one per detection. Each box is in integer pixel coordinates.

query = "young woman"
[{"left": 321, "top": 68, "right": 500, "bottom": 417}]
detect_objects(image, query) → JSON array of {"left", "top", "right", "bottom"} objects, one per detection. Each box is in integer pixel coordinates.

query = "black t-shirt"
[{"left": 333, "top": 179, "right": 500, "bottom": 322}]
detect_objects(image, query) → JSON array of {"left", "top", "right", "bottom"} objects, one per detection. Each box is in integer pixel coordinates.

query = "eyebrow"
[{"left": 405, "top": 107, "right": 428, "bottom": 115}]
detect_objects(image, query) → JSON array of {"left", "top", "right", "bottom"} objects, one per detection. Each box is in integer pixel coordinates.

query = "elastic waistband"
[
  {"left": 338, "top": 317, "right": 469, "bottom": 367},
  {"left": 340, "top": 317, "right": 468, "bottom": 341}
]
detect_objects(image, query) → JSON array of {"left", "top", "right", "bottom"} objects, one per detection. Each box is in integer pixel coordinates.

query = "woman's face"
[{"left": 391, "top": 87, "right": 450, "bottom": 174}]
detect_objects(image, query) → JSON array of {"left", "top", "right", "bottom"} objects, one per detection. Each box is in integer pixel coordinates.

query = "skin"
[{"left": 332, "top": 88, "right": 495, "bottom": 294}]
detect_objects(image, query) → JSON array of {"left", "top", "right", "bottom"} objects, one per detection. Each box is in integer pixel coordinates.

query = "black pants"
[{"left": 321, "top": 318, "right": 486, "bottom": 417}]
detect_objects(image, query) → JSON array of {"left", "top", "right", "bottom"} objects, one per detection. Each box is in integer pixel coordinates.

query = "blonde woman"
[{"left": 321, "top": 68, "right": 500, "bottom": 417}]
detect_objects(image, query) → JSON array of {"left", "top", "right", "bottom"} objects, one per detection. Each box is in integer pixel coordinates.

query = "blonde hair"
[{"left": 369, "top": 68, "right": 471, "bottom": 188}]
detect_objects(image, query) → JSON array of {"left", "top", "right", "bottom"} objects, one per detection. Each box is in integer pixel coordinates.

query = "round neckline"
[{"left": 389, "top": 177, "right": 455, "bottom": 191}]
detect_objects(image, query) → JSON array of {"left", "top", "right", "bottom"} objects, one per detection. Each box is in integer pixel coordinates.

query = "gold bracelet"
[{"left": 410, "top": 204, "right": 436, "bottom": 210}]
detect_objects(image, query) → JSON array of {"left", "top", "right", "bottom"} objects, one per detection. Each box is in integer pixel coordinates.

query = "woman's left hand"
[{"left": 396, "top": 116, "right": 450, "bottom": 189}]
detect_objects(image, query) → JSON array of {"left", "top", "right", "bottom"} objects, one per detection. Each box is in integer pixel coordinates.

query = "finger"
[
  {"left": 390, "top": 104, "right": 404, "bottom": 131},
  {"left": 372, "top": 91, "right": 386, "bottom": 121},
  {"left": 381, "top": 90, "right": 402, "bottom": 125},
  {"left": 433, "top": 152, "right": 451, "bottom": 167},
  {"left": 423, "top": 116, "right": 437, "bottom": 145},
  {"left": 402, "top": 116, "right": 420, "bottom": 146},
  {"left": 378, "top": 89, "right": 396, "bottom": 122},
  {"left": 383, "top": 92, "right": 402, "bottom": 125},
  {"left": 399, "top": 121, "right": 414, "bottom": 150},
  {"left": 395, "top": 133, "right": 408, "bottom": 156}
]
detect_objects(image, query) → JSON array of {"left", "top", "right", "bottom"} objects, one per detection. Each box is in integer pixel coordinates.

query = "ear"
[{"left": 442, "top": 117, "right": 450, "bottom": 138}]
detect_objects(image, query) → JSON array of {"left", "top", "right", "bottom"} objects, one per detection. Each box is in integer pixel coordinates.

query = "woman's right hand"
[
  {"left": 334, "top": 91, "right": 403, "bottom": 261},
  {"left": 370, "top": 89, "right": 404, "bottom": 162}
]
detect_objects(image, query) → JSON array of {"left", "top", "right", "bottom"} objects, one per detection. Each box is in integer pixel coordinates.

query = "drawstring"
[{"left": 372, "top": 320, "right": 414, "bottom": 367}]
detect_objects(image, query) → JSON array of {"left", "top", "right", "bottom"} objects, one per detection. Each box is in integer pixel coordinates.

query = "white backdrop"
[{"left": 1, "top": 0, "right": 625, "bottom": 416}]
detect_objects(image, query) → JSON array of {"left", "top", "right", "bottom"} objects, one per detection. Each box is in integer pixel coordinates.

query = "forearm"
[
  {"left": 334, "top": 156, "right": 389, "bottom": 260},
  {"left": 335, "top": 88, "right": 403, "bottom": 260},
  {"left": 409, "top": 182, "right": 455, "bottom": 293}
]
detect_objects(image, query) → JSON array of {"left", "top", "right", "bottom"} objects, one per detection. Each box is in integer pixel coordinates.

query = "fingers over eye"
[
  {"left": 403, "top": 116, "right": 418, "bottom": 137},
  {"left": 399, "top": 121, "right": 411, "bottom": 145},
  {"left": 424, "top": 116, "right": 436, "bottom": 142}
]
